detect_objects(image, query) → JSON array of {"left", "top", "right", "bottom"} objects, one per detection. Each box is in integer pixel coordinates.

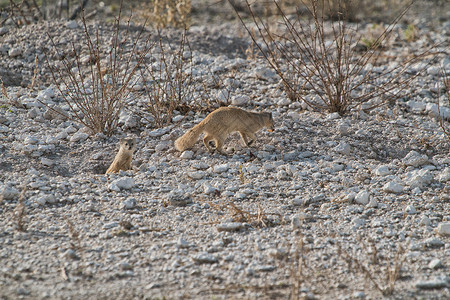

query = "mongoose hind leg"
[
  {"left": 247, "top": 132, "right": 256, "bottom": 146},
  {"left": 239, "top": 132, "right": 251, "bottom": 147},
  {"left": 203, "top": 135, "right": 215, "bottom": 153},
  {"left": 240, "top": 132, "right": 256, "bottom": 147}
]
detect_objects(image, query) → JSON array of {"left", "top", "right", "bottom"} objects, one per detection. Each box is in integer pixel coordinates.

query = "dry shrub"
[
  {"left": 286, "top": 224, "right": 408, "bottom": 298},
  {"left": 138, "top": 29, "right": 194, "bottom": 127},
  {"left": 1, "top": 0, "right": 40, "bottom": 26},
  {"left": 230, "top": 0, "right": 432, "bottom": 115},
  {"left": 137, "top": 29, "right": 226, "bottom": 129},
  {"left": 287, "top": 225, "right": 324, "bottom": 299},
  {"left": 229, "top": 0, "right": 410, "bottom": 22},
  {"left": 0, "top": 0, "right": 89, "bottom": 26},
  {"left": 0, "top": 79, "right": 12, "bottom": 106},
  {"left": 46, "top": 2, "right": 153, "bottom": 136},
  {"left": 318, "top": 0, "right": 410, "bottom": 22}
]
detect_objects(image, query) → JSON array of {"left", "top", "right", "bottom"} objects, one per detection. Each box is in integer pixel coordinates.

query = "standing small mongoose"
[
  {"left": 105, "top": 138, "right": 136, "bottom": 174},
  {"left": 175, "top": 107, "right": 274, "bottom": 155}
]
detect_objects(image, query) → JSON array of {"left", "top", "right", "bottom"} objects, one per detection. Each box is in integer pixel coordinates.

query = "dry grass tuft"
[
  {"left": 337, "top": 237, "right": 407, "bottom": 296},
  {"left": 239, "top": 165, "right": 246, "bottom": 184},
  {"left": 0, "top": 79, "right": 10, "bottom": 104},
  {"left": 65, "top": 217, "right": 82, "bottom": 251},
  {"left": 205, "top": 198, "right": 279, "bottom": 228},
  {"left": 14, "top": 186, "right": 27, "bottom": 232},
  {"left": 140, "top": 0, "right": 191, "bottom": 29},
  {"left": 289, "top": 229, "right": 307, "bottom": 299},
  {"left": 0, "top": 78, "right": 21, "bottom": 108},
  {"left": 29, "top": 54, "right": 39, "bottom": 90}
]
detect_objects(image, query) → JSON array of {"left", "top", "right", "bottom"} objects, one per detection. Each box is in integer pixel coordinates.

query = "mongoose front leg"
[
  {"left": 239, "top": 132, "right": 250, "bottom": 147},
  {"left": 247, "top": 132, "right": 256, "bottom": 146},
  {"left": 215, "top": 138, "right": 229, "bottom": 155},
  {"left": 241, "top": 132, "right": 256, "bottom": 147}
]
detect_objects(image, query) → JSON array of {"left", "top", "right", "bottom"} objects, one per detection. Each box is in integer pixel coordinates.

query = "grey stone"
[
  {"left": 192, "top": 253, "right": 218, "bottom": 264},
  {"left": 435, "top": 222, "right": 450, "bottom": 236},
  {"left": 402, "top": 150, "right": 428, "bottom": 167},
  {"left": 383, "top": 182, "right": 404, "bottom": 194},
  {"left": 355, "top": 190, "right": 370, "bottom": 205}
]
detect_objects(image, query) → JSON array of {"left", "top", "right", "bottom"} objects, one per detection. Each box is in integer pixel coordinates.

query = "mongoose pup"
[
  {"left": 175, "top": 107, "right": 274, "bottom": 155},
  {"left": 105, "top": 138, "right": 136, "bottom": 174}
]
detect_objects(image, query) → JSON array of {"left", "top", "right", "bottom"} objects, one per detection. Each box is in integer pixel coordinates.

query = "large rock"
[
  {"left": 435, "top": 222, "right": 450, "bottom": 236},
  {"left": 402, "top": 150, "right": 428, "bottom": 167},
  {"left": 439, "top": 167, "right": 450, "bottom": 182},
  {"left": 109, "top": 177, "right": 134, "bottom": 191},
  {"left": 355, "top": 190, "right": 370, "bottom": 205},
  {"left": 383, "top": 181, "right": 404, "bottom": 194},
  {"left": 2, "top": 186, "right": 20, "bottom": 200},
  {"left": 404, "top": 169, "right": 433, "bottom": 188}
]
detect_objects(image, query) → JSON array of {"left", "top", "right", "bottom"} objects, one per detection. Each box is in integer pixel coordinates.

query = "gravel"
[{"left": 0, "top": 2, "right": 449, "bottom": 299}]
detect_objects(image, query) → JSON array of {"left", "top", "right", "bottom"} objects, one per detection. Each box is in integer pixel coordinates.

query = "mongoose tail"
[{"left": 174, "top": 123, "right": 204, "bottom": 151}]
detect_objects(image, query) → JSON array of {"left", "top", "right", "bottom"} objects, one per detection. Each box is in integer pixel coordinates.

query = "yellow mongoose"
[
  {"left": 105, "top": 138, "right": 136, "bottom": 174},
  {"left": 175, "top": 107, "right": 274, "bottom": 155}
]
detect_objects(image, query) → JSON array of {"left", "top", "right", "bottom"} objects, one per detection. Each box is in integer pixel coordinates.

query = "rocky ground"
[{"left": 0, "top": 1, "right": 450, "bottom": 299}]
